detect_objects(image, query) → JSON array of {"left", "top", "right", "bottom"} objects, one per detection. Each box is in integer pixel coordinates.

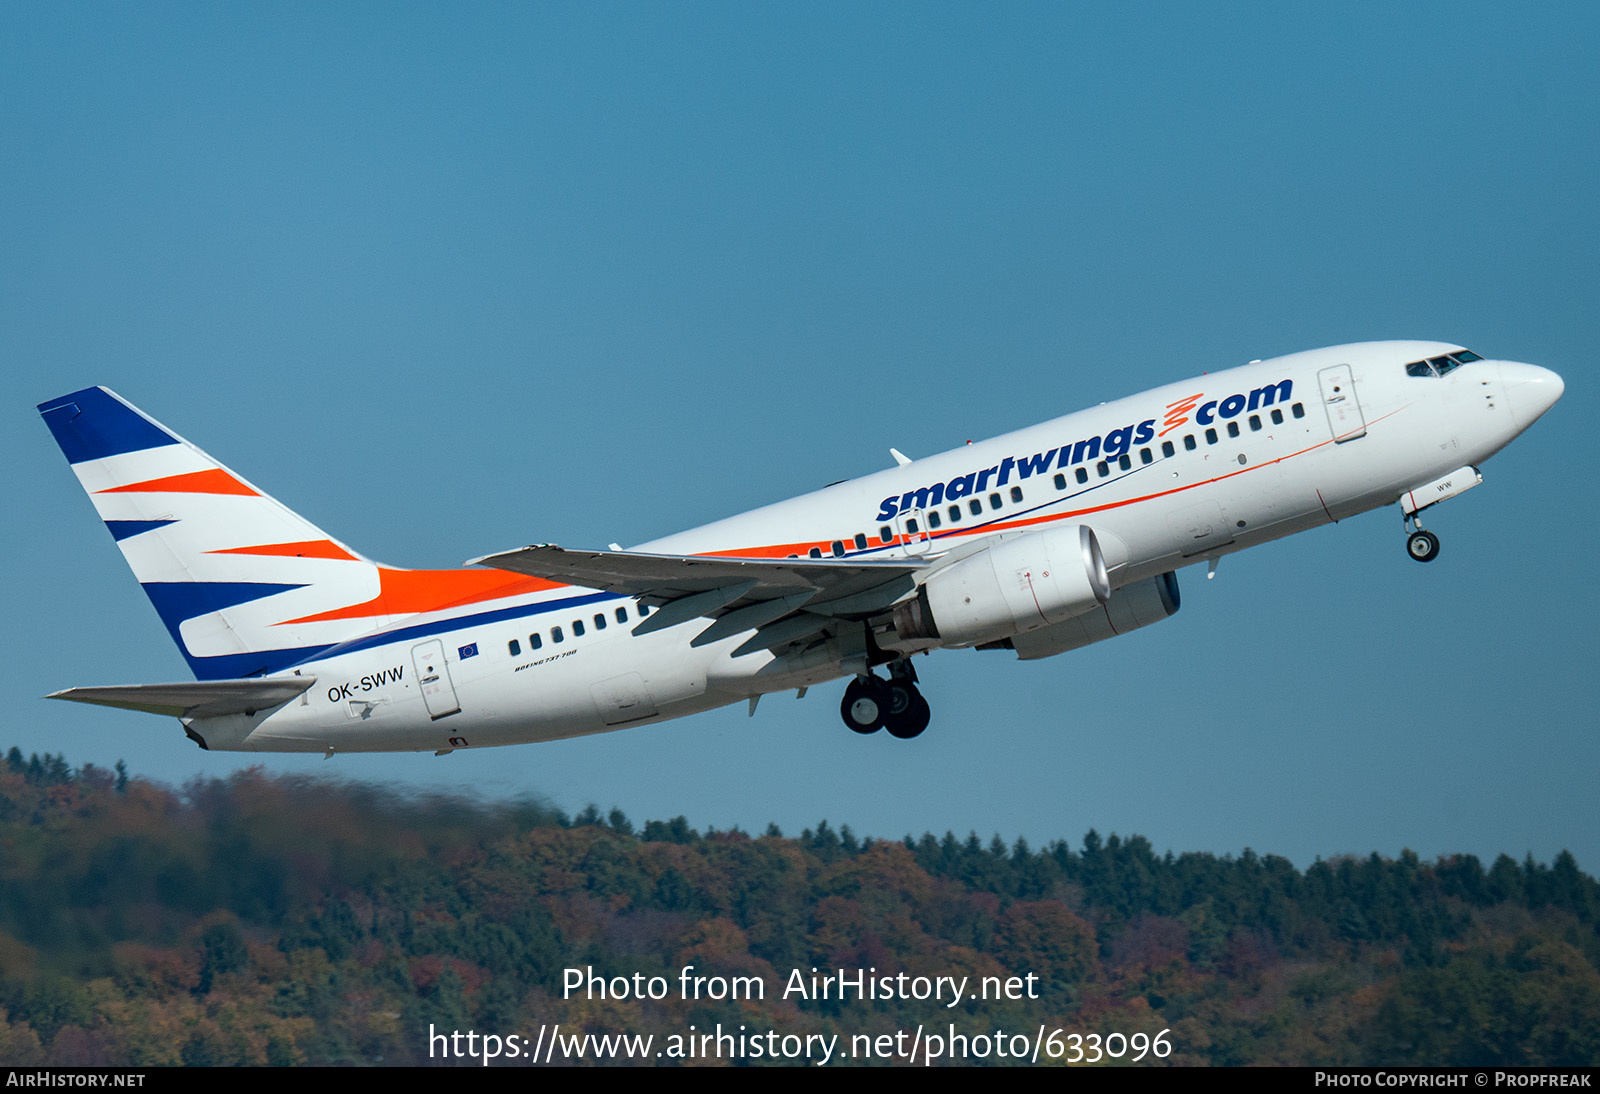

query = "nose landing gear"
[
  {"left": 1402, "top": 511, "right": 1441, "bottom": 563},
  {"left": 1406, "top": 529, "right": 1441, "bottom": 562},
  {"left": 840, "top": 660, "right": 931, "bottom": 739}
]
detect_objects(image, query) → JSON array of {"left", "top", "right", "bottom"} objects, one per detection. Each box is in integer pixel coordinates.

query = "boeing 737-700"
[{"left": 37, "top": 341, "right": 1562, "bottom": 752}]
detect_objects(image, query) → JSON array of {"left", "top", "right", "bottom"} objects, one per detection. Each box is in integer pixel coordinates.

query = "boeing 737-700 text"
[{"left": 38, "top": 341, "right": 1562, "bottom": 752}]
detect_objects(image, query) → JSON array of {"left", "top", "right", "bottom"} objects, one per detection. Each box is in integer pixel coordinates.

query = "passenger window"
[
  {"left": 1140, "top": 448, "right": 1153, "bottom": 464},
  {"left": 1118, "top": 454, "right": 1131, "bottom": 470},
  {"left": 508, "top": 639, "right": 521, "bottom": 656},
  {"left": 1010, "top": 486, "right": 1023, "bottom": 503},
  {"left": 1271, "top": 409, "right": 1284, "bottom": 425},
  {"left": 1292, "top": 403, "right": 1305, "bottom": 418},
  {"left": 573, "top": 619, "right": 585, "bottom": 637},
  {"left": 854, "top": 533, "right": 867, "bottom": 550},
  {"left": 879, "top": 526, "right": 892, "bottom": 543},
  {"left": 927, "top": 511, "right": 941, "bottom": 529},
  {"left": 1205, "top": 428, "right": 1218, "bottom": 445},
  {"left": 831, "top": 540, "right": 845, "bottom": 556},
  {"left": 638, "top": 603, "right": 650, "bottom": 617},
  {"left": 1226, "top": 421, "right": 1240, "bottom": 438},
  {"left": 948, "top": 504, "right": 961, "bottom": 522},
  {"left": 906, "top": 520, "right": 920, "bottom": 534},
  {"left": 989, "top": 493, "right": 1002, "bottom": 510},
  {"left": 1053, "top": 473, "right": 1067, "bottom": 490},
  {"left": 1161, "top": 440, "right": 1175, "bottom": 458},
  {"left": 552, "top": 626, "right": 564, "bottom": 644},
  {"left": 594, "top": 613, "right": 606, "bottom": 630},
  {"left": 615, "top": 607, "right": 628, "bottom": 624},
  {"left": 1184, "top": 435, "right": 1197, "bottom": 451},
  {"left": 1097, "top": 461, "right": 1110, "bottom": 478},
  {"left": 1248, "top": 415, "right": 1261, "bottom": 431},
  {"left": 969, "top": 499, "right": 983, "bottom": 516},
  {"left": 530, "top": 632, "right": 542, "bottom": 650},
  {"left": 808, "top": 546, "right": 822, "bottom": 558},
  {"left": 1076, "top": 467, "right": 1088, "bottom": 484}
]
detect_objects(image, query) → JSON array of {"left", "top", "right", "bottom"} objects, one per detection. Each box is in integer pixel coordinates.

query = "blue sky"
[{"left": 3, "top": 4, "right": 1595, "bottom": 870}]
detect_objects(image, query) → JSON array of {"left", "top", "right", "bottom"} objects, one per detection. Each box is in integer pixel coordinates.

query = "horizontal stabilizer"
[{"left": 46, "top": 676, "right": 317, "bottom": 719}]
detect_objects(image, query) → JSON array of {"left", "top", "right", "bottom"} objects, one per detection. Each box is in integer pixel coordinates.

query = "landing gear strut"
[
  {"left": 839, "top": 660, "right": 931, "bottom": 739},
  {"left": 1402, "top": 511, "right": 1441, "bottom": 563}
]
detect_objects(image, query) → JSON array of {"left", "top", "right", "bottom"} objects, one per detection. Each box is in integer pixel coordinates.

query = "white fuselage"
[{"left": 192, "top": 341, "right": 1560, "bottom": 754}]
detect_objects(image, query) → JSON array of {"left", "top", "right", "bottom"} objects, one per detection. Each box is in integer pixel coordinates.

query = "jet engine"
[
  {"left": 892, "top": 525, "right": 1110, "bottom": 648},
  {"left": 1007, "top": 570, "right": 1180, "bottom": 660}
]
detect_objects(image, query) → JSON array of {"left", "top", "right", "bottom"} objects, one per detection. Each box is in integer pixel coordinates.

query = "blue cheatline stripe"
[
  {"left": 186, "top": 644, "right": 336, "bottom": 681},
  {"left": 105, "top": 519, "right": 177, "bottom": 542},
  {"left": 38, "top": 388, "right": 180, "bottom": 465},
  {"left": 171, "top": 589, "right": 618, "bottom": 681},
  {"left": 296, "top": 590, "right": 617, "bottom": 664}
]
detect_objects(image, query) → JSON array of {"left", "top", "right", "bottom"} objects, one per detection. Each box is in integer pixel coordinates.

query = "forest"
[{"left": 0, "top": 745, "right": 1595, "bottom": 1066}]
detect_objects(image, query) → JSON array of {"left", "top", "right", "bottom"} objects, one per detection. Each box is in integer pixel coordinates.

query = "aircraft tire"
[
  {"left": 1406, "top": 530, "right": 1441, "bottom": 563},
  {"left": 885, "top": 689, "right": 931, "bottom": 740},
  {"left": 841, "top": 677, "right": 888, "bottom": 734}
]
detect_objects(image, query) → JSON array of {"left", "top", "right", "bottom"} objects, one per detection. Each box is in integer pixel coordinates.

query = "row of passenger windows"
[
  {"left": 799, "top": 402, "right": 1307, "bottom": 554},
  {"left": 505, "top": 396, "right": 1318, "bottom": 660},
  {"left": 507, "top": 602, "right": 651, "bottom": 656},
  {"left": 1405, "top": 350, "right": 1482, "bottom": 378}
]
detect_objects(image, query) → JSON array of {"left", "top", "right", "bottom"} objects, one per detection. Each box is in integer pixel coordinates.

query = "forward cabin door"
[
  {"left": 1318, "top": 364, "right": 1368, "bottom": 442},
  {"left": 412, "top": 639, "right": 462, "bottom": 720}
]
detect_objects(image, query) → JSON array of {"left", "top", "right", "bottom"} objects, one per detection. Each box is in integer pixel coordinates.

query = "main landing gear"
[
  {"left": 1402, "top": 511, "right": 1441, "bottom": 563},
  {"left": 840, "top": 660, "right": 931, "bottom": 739}
]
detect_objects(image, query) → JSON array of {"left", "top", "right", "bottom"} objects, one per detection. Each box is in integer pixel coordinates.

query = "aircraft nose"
[{"left": 1499, "top": 362, "right": 1565, "bottom": 430}]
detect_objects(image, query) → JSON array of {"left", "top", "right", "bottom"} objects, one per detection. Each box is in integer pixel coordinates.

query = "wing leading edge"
[{"left": 470, "top": 544, "right": 930, "bottom": 654}]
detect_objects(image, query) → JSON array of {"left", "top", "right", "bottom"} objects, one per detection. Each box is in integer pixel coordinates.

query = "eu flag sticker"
[{"left": 458, "top": 643, "right": 479, "bottom": 660}]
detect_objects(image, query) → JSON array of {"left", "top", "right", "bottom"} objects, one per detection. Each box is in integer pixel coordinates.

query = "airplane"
[{"left": 37, "top": 341, "right": 1562, "bottom": 753}]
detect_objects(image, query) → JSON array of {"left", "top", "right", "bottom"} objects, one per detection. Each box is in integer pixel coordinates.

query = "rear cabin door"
[{"left": 412, "top": 639, "right": 461, "bottom": 720}]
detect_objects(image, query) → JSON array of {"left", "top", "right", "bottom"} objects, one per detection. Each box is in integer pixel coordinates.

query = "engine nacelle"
[
  {"left": 1009, "top": 571, "right": 1180, "bottom": 660},
  {"left": 893, "top": 525, "right": 1110, "bottom": 648}
]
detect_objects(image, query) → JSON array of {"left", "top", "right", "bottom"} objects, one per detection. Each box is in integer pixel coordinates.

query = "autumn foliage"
[{"left": 1, "top": 747, "right": 1596, "bottom": 1066}]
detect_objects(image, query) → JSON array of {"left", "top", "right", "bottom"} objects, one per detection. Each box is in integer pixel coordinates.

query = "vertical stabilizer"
[{"left": 39, "top": 387, "right": 553, "bottom": 679}]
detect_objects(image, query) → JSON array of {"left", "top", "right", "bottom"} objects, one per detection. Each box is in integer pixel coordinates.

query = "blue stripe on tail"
[
  {"left": 105, "top": 519, "right": 178, "bottom": 541},
  {"left": 38, "top": 387, "right": 179, "bottom": 465},
  {"left": 140, "top": 581, "right": 308, "bottom": 679}
]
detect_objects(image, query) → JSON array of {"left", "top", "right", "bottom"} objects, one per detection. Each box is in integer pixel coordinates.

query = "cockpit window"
[{"left": 1405, "top": 349, "right": 1484, "bottom": 378}]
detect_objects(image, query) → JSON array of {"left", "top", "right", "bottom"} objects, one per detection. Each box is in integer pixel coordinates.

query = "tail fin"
[{"left": 39, "top": 387, "right": 552, "bottom": 679}]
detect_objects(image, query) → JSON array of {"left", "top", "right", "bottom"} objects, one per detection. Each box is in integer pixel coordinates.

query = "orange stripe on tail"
[
  {"left": 208, "top": 539, "right": 362, "bottom": 561},
  {"left": 96, "top": 468, "right": 258, "bottom": 496},
  {"left": 280, "top": 566, "right": 562, "bottom": 625}
]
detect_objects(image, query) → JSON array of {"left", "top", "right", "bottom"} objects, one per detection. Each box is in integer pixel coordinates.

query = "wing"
[
  {"left": 47, "top": 676, "right": 317, "bottom": 719},
  {"left": 469, "top": 544, "right": 930, "bottom": 656}
]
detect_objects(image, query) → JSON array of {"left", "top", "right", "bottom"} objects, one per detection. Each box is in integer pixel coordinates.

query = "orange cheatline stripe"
[
  {"left": 209, "top": 540, "right": 362, "bottom": 561},
  {"left": 96, "top": 468, "right": 257, "bottom": 496},
  {"left": 708, "top": 405, "right": 1409, "bottom": 557},
  {"left": 279, "top": 566, "right": 562, "bottom": 625}
]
